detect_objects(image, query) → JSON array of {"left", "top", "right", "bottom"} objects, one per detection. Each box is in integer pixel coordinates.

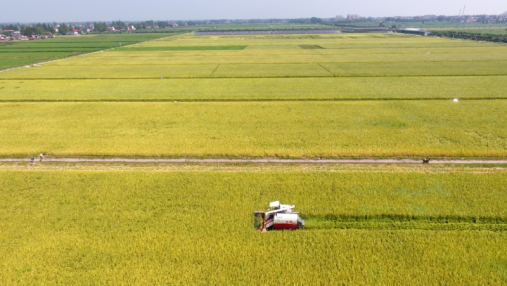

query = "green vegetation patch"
[
  {"left": 299, "top": 45, "right": 324, "bottom": 49},
  {"left": 0, "top": 33, "right": 181, "bottom": 71}
]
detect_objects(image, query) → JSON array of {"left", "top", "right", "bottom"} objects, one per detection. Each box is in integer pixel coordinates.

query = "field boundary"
[
  {"left": 39, "top": 60, "right": 507, "bottom": 66},
  {"left": 209, "top": 64, "right": 221, "bottom": 77},
  {"left": 5, "top": 73, "right": 507, "bottom": 80},
  {"left": 2, "top": 157, "right": 507, "bottom": 164},
  {"left": 0, "top": 98, "right": 506, "bottom": 103},
  {"left": 317, "top": 63, "right": 335, "bottom": 76}
]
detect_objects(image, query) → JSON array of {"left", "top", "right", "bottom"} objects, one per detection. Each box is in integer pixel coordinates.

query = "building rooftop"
[{"left": 397, "top": 28, "right": 429, "bottom": 32}]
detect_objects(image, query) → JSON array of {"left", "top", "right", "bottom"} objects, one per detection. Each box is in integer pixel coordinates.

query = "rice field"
[
  {"left": 0, "top": 33, "right": 178, "bottom": 71},
  {"left": 4, "top": 61, "right": 507, "bottom": 79},
  {"left": 1, "top": 76, "right": 505, "bottom": 101},
  {"left": 3, "top": 34, "right": 507, "bottom": 79},
  {"left": 0, "top": 101, "right": 505, "bottom": 157},
  {"left": 0, "top": 33, "right": 506, "bottom": 157},
  {"left": 1, "top": 167, "right": 506, "bottom": 284},
  {"left": 44, "top": 51, "right": 507, "bottom": 65},
  {"left": 1, "top": 32, "right": 507, "bottom": 284}
]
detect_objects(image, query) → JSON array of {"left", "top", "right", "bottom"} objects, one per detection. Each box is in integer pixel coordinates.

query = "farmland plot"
[
  {"left": 2, "top": 33, "right": 506, "bottom": 80},
  {"left": 0, "top": 33, "right": 178, "bottom": 71},
  {"left": 0, "top": 34, "right": 505, "bottom": 157},
  {"left": 1, "top": 30, "right": 507, "bottom": 286},
  {"left": 1, "top": 64, "right": 219, "bottom": 79},
  {"left": 1, "top": 169, "right": 506, "bottom": 284},
  {"left": 1, "top": 76, "right": 505, "bottom": 101},
  {"left": 0, "top": 101, "right": 505, "bottom": 157},
  {"left": 45, "top": 52, "right": 507, "bottom": 65}
]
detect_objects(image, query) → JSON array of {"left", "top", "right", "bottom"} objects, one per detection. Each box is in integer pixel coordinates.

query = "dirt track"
[{"left": 1, "top": 158, "right": 506, "bottom": 164}]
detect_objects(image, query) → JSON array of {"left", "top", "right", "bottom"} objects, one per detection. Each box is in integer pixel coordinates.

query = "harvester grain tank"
[{"left": 253, "top": 201, "right": 305, "bottom": 232}]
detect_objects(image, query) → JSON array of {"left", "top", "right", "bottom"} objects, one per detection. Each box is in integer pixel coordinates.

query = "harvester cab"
[{"left": 253, "top": 201, "right": 305, "bottom": 232}]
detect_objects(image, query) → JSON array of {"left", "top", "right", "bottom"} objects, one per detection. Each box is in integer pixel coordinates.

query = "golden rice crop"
[
  {"left": 0, "top": 76, "right": 506, "bottom": 101},
  {"left": 47, "top": 52, "right": 507, "bottom": 65},
  {"left": 2, "top": 31, "right": 506, "bottom": 286},
  {"left": 1, "top": 169, "right": 506, "bottom": 284},
  {"left": 83, "top": 46, "right": 507, "bottom": 59},
  {"left": 321, "top": 61, "right": 507, "bottom": 77},
  {"left": 143, "top": 33, "right": 493, "bottom": 49},
  {"left": 0, "top": 101, "right": 505, "bottom": 157},
  {"left": 0, "top": 65, "right": 218, "bottom": 79},
  {"left": 4, "top": 60, "right": 507, "bottom": 79},
  {"left": 2, "top": 33, "right": 505, "bottom": 79},
  {"left": 211, "top": 63, "right": 333, "bottom": 77}
]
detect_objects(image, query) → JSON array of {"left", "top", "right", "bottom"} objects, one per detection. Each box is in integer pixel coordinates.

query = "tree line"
[
  {"left": 432, "top": 30, "right": 507, "bottom": 43},
  {"left": 1, "top": 23, "right": 75, "bottom": 36}
]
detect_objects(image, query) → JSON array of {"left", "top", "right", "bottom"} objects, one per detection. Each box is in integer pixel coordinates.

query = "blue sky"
[{"left": 3, "top": 0, "right": 506, "bottom": 22}]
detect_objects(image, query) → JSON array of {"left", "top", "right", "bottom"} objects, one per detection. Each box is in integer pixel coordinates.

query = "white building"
[{"left": 347, "top": 14, "right": 360, "bottom": 20}]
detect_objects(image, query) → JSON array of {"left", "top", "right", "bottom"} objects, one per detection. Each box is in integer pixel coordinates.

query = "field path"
[{"left": 1, "top": 157, "right": 507, "bottom": 164}]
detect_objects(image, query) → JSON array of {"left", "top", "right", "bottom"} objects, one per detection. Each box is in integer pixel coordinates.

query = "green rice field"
[{"left": 0, "top": 33, "right": 180, "bottom": 70}]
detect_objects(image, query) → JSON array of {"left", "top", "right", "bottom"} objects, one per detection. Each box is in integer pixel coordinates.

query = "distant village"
[
  {"left": 339, "top": 11, "right": 507, "bottom": 23},
  {"left": 1, "top": 12, "right": 506, "bottom": 41},
  {"left": 0, "top": 20, "right": 184, "bottom": 41}
]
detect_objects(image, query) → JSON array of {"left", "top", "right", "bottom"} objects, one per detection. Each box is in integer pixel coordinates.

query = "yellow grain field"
[
  {"left": 1, "top": 169, "right": 506, "bottom": 284},
  {"left": 0, "top": 101, "right": 505, "bottom": 157}
]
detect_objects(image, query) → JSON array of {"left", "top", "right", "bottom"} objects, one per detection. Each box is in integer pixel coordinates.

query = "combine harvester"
[{"left": 253, "top": 201, "right": 305, "bottom": 232}]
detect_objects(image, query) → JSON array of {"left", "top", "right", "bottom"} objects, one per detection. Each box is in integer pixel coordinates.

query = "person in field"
[{"left": 38, "top": 153, "right": 44, "bottom": 162}]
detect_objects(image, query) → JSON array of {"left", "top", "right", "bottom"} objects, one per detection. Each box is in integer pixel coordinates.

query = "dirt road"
[{"left": 1, "top": 158, "right": 506, "bottom": 164}]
